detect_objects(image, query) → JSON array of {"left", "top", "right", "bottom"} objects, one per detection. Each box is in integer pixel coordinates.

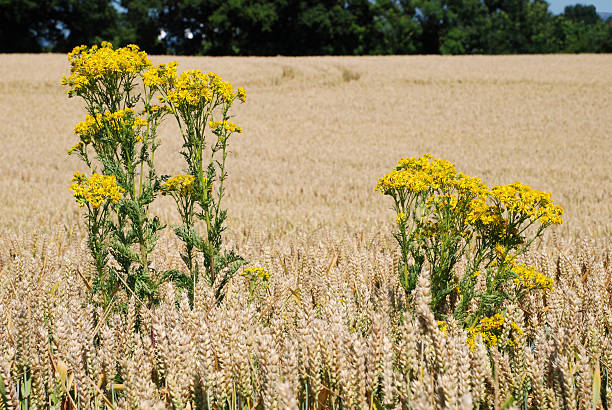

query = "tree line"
[{"left": 1, "top": 0, "right": 610, "bottom": 55}]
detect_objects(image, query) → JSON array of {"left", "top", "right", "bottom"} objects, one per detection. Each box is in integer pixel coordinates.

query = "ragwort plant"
[
  {"left": 377, "top": 154, "right": 563, "bottom": 333},
  {"left": 146, "top": 65, "right": 248, "bottom": 303},
  {"left": 63, "top": 42, "right": 165, "bottom": 307}
]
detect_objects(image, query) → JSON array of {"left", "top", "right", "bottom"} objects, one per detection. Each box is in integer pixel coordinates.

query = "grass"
[{"left": 0, "top": 53, "right": 611, "bottom": 408}]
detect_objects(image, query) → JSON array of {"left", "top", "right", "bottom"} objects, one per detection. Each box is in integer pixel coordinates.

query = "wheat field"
[
  {"left": 0, "top": 53, "right": 611, "bottom": 408},
  {"left": 1, "top": 54, "right": 611, "bottom": 238}
]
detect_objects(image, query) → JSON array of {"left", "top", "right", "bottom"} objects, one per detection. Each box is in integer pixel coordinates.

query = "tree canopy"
[{"left": 1, "top": 0, "right": 610, "bottom": 54}]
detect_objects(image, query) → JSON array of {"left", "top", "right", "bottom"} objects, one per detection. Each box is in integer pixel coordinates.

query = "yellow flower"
[
  {"left": 242, "top": 267, "right": 269, "bottom": 281},
  {"left": 161, "top": 174, "right": 195, "bottom": 197},
  {"left": 67, "top": 141, "right": 85, "bottom": 154},
  {"left": 236, "top": 87, "right": 247, "bottom": 103},
  {"left": 437, "top": 320, "right": 448, "bottom": 336},
  {"left": 133, "top": 118, "right": 148, "bottom": 128},
  {"left": 70, "top": 173, "right": 124, "bottom": 209},
  {"left": 142, "top": 61, "right": 178, "bottom": 89},
  {"left": 490, "top": 182, "right": 563, "bottom": 225},
  {"left": 376, "top": 169, "right": 430, "bottom": 193},
  {"left": 494, "top": 243, "right": 505, "bottom": 257},
  {"left": 165, "top": 70, "right": 213, "bottom": 107},
  {"left": 132, "top": 117, "right": 148, "bottom": 138},
  {"left": 466, "top": 196, "right": 505, "bottom": 226},
  {"left": 209, "top": 120, "right": 242, "bottom": 134},
  {"left": 73, "top": 109, "right": 146, "bottom": 144},
  {"left": 511, "top": 263, "right": 553, "bottom": 290},
  {"left": 510, "top": 321, "right": 523, "bottom": 335},
  {"left": 396, "top": 212, "right": 406, "bottom": 225},
  {"left": 62, "top": 43, "right": 151, "bottom": 96},
  {"left": 451, "top": 173, "right": 488, "bottom": 197},
  {"left": 376, "top": 154, "right": 464, "bottom": 194},
  {"left": 466, "top": 313, "right": 505, "bottom": 350}
]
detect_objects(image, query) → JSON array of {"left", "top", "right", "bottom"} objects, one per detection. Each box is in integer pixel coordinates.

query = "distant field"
[{"left": 0, "top": 54, "right": 611, "bottom": 241}]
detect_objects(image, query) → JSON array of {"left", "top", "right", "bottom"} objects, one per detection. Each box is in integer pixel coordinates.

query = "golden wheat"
[{"left": 0, "top": 53, "right": 611, "bottom": 408}]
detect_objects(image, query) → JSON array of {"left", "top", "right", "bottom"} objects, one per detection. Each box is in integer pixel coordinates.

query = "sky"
[{"left": 547, "top": 0, "right": 611, "bottom": 14}]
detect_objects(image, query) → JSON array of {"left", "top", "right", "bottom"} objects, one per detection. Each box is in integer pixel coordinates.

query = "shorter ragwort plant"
[{"left": 377, "top": 154, "right": 563, "bottom": 337}]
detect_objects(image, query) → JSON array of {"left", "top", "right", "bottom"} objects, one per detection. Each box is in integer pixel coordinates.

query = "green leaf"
[{"left": 593, "top": 360, "right": 601, "bottom": 409}]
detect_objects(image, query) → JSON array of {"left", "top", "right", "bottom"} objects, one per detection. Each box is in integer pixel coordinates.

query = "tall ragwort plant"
[
  {"left": 145, "top": 64, "right": 248, "bottom": 303},
  {"left": 63, "top": 43, "right": 247, "bottom": 307}
]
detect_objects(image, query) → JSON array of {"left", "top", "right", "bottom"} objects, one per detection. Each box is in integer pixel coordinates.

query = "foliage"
[
  {"left": 377, "top": 154, "right": 563, "bottom": 328},
  {"left": 2, "top": 0, "right": 611, "bottom": 54},
  {"left": 0, "top": 0, "right": 121, "bottom": 52},
  {"left": 64, "top": 42, "right": 165, "bottom": 308}
]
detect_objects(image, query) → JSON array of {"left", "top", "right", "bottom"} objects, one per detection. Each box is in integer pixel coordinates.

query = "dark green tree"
[
  {"left": 413, "top": 0, "right": 452, "bottom": 53},
  {"left": 0, "top": 0, "right": 121, "bottom": 52},
  {"left": 53, "top": 0, "right": 122, "bottom": 51},
  {"left": 2, "top": 0, "right": 612, "bottom": 55},
  {"left": 371, "top": 0, "right": 421, "bottom": 54},
  {"left": 0, "top": 0, "right": 59, "bottom": 52},
  {"left": 118, "top": 0, "right": 166, "bottom": 53},
  {"left": 563, "top": 4, "right": 600, "bottom": 25},
  {"left": 441, "top": 0, "right": 490, "bottom": 54}
]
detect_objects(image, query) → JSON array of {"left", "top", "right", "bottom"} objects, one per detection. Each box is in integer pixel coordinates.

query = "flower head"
[
  {"left": 62, "top": 43, "right": 151, "bottom": 96},
  {"left": 236, "top": 87, "right": 247, "bottom": 103},
  {"left": 511, "top": 263, "right": 553, "bottom": 290},
  {"left": 161, "top": 174, "right": 195, "bottom": 197},
  {"left": 70, "top": 172, "right": 124, "bottom": 209},
  {"left": 242, "top": 267, "right": 270, "bottom": 281},
  {"left": 209, "top": 120, "right": 242, "bottom": 134},
  {"left": 73, "top": 109, "right": 146, "bottom": 144},
  {"left": 143, "top": 61, "right": 178, "bottom": 89},
  {"left": 490, "top": 182, "right": 563, "bottom": 225}
]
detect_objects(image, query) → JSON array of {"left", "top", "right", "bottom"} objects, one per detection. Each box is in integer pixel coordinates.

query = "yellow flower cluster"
[
  {"left": 142, "top": 62, "right": 178, "bottom": 89},
  {"left": 62, "top": 42, "right": 151, "bottom": 95},
  {"left": 396, "top": 154, "right": 456, "bottom": 180},
  {"left": 67, "top": 141, "right": 85, "bottom": 155},
  {"left": 73, "top": 114, "right": 98, "bottom": 144},
  {"left": 72, "top": 109, "right": 146, "bottom": 145},
  {"left": 376, "top": 169, "right": 430, "bottom": 193},
  {"left": 495, "top": 243, "right": 506, "bottom": 257},
  {"left": 242, "top": 267, "right": 270, "bottom": 281},
  {"left": 510, "top": 321, "right": 523, "bottom": 335},
  {"left": 70, "top": 172, "right": 124, "bottom": 209},
  {"left": 490, "top": 182, "right": 563, "bottom": 224},
  {"left": 161, "top": 174, "right": 195, "bottom": 197},
  {"left": 376, "top": 155, "right": 488, "bottom": 202},
  {"left": 210, "top": 120, "right": 243, "bottom": 134},
  {"left": 208, "top": 72, "right": 235, "bottom": 102},
  {"left": 437, "top": 320, "right": 448, "bottom": 336},
  {"left": 236, "top": 87, "right": 247, "bottom": 103},
  {"left": 452, "top": 173, "right": 488, "bottom": 197},
  {"left": 511, "top": 263, "right": 553, "bottom": 290},
  {"left": 466, "top": 314, "right": 524, "bottom": 350},
  {"left": 429, "top": 193, "right": 459, "bottom": 210},
  {"left": 162, "top": 70, "right": 242, "bottom": 108},
  {"left": 378, "top": 155, "right": 563, "bottom": 229},
  {"left": 466, "top": 197, "right": 504, "bottom": 226},
  {"left": 376, "top": 154, "right": 457, "bottom": 193},
  {"left": 396, "top": 212, "right": 407, "bottom": 225},
  {"left": 467, "top": 313, "right": 505, "bottom": 350}
]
